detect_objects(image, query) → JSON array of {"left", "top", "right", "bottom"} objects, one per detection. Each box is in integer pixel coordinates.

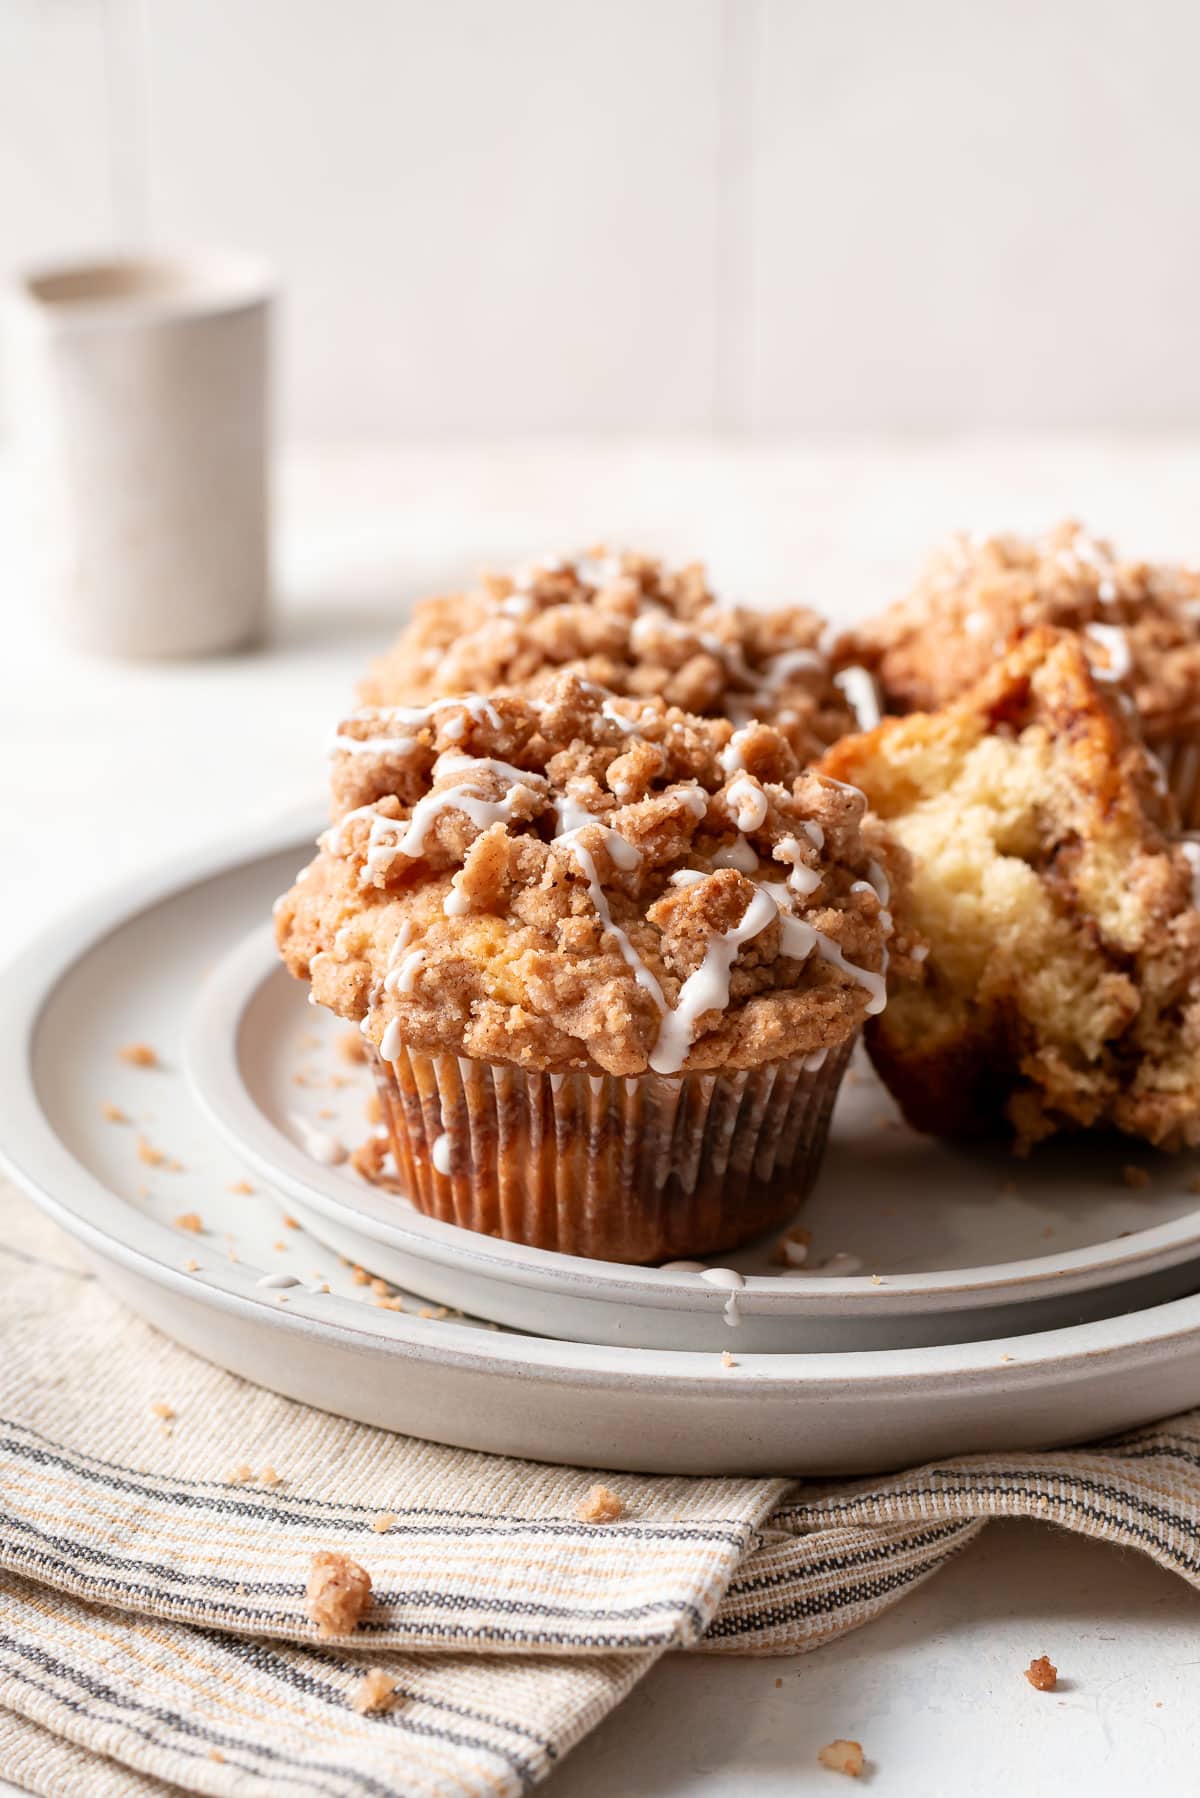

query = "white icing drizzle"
[
  {"left": 803, "top": 1046, "right": 829, "bottom": 1071},
  {"left": 660, "top": 1259, "right": 708, "bottom": 1273},
  {"left": 813, "top": 1251, "right": 864, "bottom": 1277},
  {"left": 774, "top": 836, "right": 822, "bottom": 898},
  {"left": 727, "top": 776, "right": 768, "bottom": 832},
  {"left": 670, "top": 869, "right": 708, "bottom": 887},
  {"left": 331, "top": 694, "right": 502, "bottom": 756},
  {"left": 719, "top": 729, "right": 755, "bottom": 776},
  {"left": 911, "top": 943, "right": 930, "bottom": 963},
  {"left": 833, "top": 664, "right": 882, "bottom": 731},
  {"left": 650, "top": 887, "right": 779, "bottom": 1075},
  {"left": 1084, "top": 622, "right": 1132, "bottom": 682},
  {"left": 384, "top": 949, "right": 425, "bottom": 995},
  {"left": 431, "top": 1132, "right": 453, "bottom": 1175},
  {"left": 443, "top": 874, "right": 472, "bottom": 916},
  {"left": 699, "top": 1265, "right": 745, "bottom": 1327},
  {"left": 379, "top": 1017, "right": 403, "bottom": 1061},
  {"left": 761, "top": 883, "right": 888, "bottom": 1013},
  {"left": 257, "top": 1272, "right": 302, "bottom": 1290},
  {"left": 1181, "top": 836, "right": 1200, "bottom": 908},
  {"left": 290, "top": 1115, "right": 348, "bottom": 1166},
  {"left": 712, "top": 835, "right": 759, "bottom": 872},
  {"left": 801, "top": 821, "right": 825, "bottom": 850}
]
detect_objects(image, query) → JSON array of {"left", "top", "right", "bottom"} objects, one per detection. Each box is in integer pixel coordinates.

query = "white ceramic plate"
[
  {"left": 6, "top": 817, "right": 1200, "bottom": 1476},
  {"left": 181, "top": 837, "right": 1200, "bottom": 1351}
]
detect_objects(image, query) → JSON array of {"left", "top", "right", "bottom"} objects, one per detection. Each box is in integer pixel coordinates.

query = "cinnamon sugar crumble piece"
[
  {"left": 150, "top": 1402, "right": 175, "bottom": 1421},
  {"left": 101, "top": 1102, "right": 129, "bottom": 1124},
  {"left": 119, "top": 1042, "right": 158, "bottom": 1068},
  {"left": 283, "top": 1214, "right": 300, "bottom": 1229},
  {"left": 173, "top": 1212, "right": 204, "bottom": 1234},
  {"left": 371, "top": 1512, "right": 398, "bottom": 1533},
  {"left": 351, "top": 1667, "right": 398, "bottom": 1715},
  {"left": 351, "top": 1266, "right": 371, "bottom": 1286},
  {"left": 228, "top": 1179, "right": 255, "bottom": 1195},
  {"left": 351, "top": 1136, "right": 389, "bottom": 1183},
  {"left": 259, "top": 1465, "right": 282, "bottom": 1488},
  {"left": 338, "top": 1029, "right": 368, "bottom": 1064},
  {"left": 817, "top": 1739, "right": 864, "bottom": 1777},
  {"left": 183, "top": 1258, "right": 199, "bottom": 1272},
  {"left": 1123, "top": 1164, "right": 1151, "bottom": 1190},
  {"left": 136, "top": 1136, "right": 166, "bottom": 1167},
  {"left": 575, "top": 1484, "right": 626, "bottom": 1524},
  {"left": 1025, "top": 1654, "right": 1058, "bottom": 1691},
  {"left": 720, "top": 1350, "right": 736, "bottom": 1368},
  {"left": 374, "top": 1296, "right": 405, "bottom": 1312},
  {"left": 306, "top": 1551, "right": 372, "bottom": 1638},
  {"left": 228, "top": 1463, "right": 254, "bottom": 1484}
]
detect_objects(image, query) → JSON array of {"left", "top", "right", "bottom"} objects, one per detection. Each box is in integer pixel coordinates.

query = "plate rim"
[{"left": 2, "top": 810, "right": 1200, "bottom": 1395}]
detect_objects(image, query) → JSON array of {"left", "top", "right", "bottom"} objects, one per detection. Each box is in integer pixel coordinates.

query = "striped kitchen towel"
[{"left": 1, "top": 1182, "right": 1199, "bottom": 1797}]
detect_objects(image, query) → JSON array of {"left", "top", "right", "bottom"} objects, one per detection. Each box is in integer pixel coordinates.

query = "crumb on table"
[
  {"left": 575, "top": 1484, "right": 626, "bottom": 1524},
  {"left": 119, "top": 1042, "right": 158, "bottom": 1068},
  {"left": 173, "top": 1212, "right": 204, "bottom": 1234},
  {"left": 306, "top": 1551, "right": 372, "bottom": 1639},
  {"left": 817, "top": 1738, "right": 864, "bottom": 1777},
  {"left": 1123, "top": 1164, "right": 1151, "bottom": 1190},
  {"left": 1025, "top": 1654, "right": 1058, "bottom": 1691},
  {"left": 351, "top": 1667, "right": 398, "bottom": 1715}
]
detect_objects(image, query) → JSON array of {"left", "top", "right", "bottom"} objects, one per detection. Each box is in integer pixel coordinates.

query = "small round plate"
[
  {"left": 5, "top": 813, "right": 1200, "bottom": 1473},
  {"left": 179, "top": 838, "right": 1200, "bottom": 1352}
]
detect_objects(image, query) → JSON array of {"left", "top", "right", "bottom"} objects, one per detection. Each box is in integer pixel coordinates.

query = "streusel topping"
[
  {"left": 357, "top": 549, "right": 859, "bottom": 763},
  {"left": 276, "top": 675, "right": 910, "bottom": 1076},
  {"left": 841, "top": 520, "right": 1200, "bottom": 746}
]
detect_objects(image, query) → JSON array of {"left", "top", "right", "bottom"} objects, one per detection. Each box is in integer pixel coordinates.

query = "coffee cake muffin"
[
  {"left": 839, "top": 521, "right": 1200, "bottom": 824},
  {"left": 276, "top": 674, "right": 908, "bottom": 1261},
  {"left": 821, "top": 627, "right": 1200, "bottom": 1153},
  {"left": 359, "top": 548, "right": 867, "bottom": 765}
]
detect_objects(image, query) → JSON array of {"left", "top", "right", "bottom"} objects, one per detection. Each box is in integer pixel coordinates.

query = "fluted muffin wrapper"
[
  {"left": 1158, "top": 736, "right": 1200, "bottom": 831},
  {"left": 368, "top": 1037, "right": 855, "bottom": 1264}
]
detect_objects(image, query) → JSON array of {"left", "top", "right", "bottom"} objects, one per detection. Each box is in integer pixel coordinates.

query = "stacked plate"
[{"left": 5, "top": 814, "right": 1200, "bottom": 1475}]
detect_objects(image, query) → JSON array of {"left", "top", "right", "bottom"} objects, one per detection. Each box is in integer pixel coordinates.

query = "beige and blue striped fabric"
[{"left": 1, "top": 1185, "right": 1199, "bottom": 1796}]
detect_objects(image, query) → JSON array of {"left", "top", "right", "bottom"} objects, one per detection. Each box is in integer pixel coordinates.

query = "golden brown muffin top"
[
  {"left": 821, "top": 627, "right": 1200, "bottom": 1152},
  {"left": 358, "top": 548, "right": 861, "bottom": 764},
  {"left": 276, "top": 674, "right": 909, "bottom": 1076},
  {"left": 839, "top": 520, "right": 1200, "bottom": 745}
]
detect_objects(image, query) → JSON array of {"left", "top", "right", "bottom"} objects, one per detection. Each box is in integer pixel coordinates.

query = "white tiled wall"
[{"left": 5, "top": 0, "right": 1200, "bottom": 437}]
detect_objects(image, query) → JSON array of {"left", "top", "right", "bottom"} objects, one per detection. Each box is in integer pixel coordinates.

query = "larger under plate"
[{"left": 4, "top": 814, "right": 1200, "bottom": 1474}]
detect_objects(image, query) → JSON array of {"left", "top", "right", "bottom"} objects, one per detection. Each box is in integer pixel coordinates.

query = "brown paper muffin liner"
[
  {"left": 368, "top": 1037, "right": 856, "bottom": 1264},
  {"left": 1158, "top": 736, "right": 1200, "bottom": 830}
]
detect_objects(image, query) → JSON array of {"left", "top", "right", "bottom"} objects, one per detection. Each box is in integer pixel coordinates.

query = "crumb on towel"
[
  {"left": 306, "top": 1551, "right": 372, "bottom": 1638},
  {"left": 575, "top": 1484, "right": 625, "bottom": 1524},
  {"left": 351, "top": 1668, "right": 398, "bottom": 1715}
]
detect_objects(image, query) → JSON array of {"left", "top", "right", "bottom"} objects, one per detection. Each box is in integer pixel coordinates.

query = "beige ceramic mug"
[{"left": 7, "top": 250, "right": 273, "bottom": 658}]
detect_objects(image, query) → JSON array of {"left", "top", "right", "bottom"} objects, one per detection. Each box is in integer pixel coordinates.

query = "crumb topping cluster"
[
  {"left": 276, "top": 674, "right": 909, "bottom": 1076},
  {"left": 358, "top": 548, "right": 860, "bottom": 764},
  {"left": 842, "top": 520, "right": 1200, "bottom": 745},
  {"left": 822, "top": 628, "right": 1200, "bottom": 1151}
]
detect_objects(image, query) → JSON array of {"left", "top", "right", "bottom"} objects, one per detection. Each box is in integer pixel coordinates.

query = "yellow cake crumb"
[
  {"left": 575, "top": 1484, "right": 625, "bottom": 1524},
  {"left": 174, "top": 1212, "right": 204, "bottom": 1234},
  {"left": 720, "top": 1350, "right": 736, "bottom": 1368},
  {"left": 150, "top": 1402, "right": 175, "bottom": 1421},
  {"left": 228, "top": 1179, "right": 255, "bottom": 1195},
  {"left": 283, "top": 1214, "right": 299, "bottom": 1229},
  {"left": 102, "top": 1102, "right": 129, "bottom": 1124},
  {"left": 818, "top": 1738, "right": 864, "bottom": 1777},
  {"left": 371, "top": 1512, "right": 398, "bottom": 1532},
  {"left": 228, "top": 1464, "right": 254, "bottom": 1485},
  {"left": 119, "top": 1042, "right": 158, "bottom": 1068},
  {"left": 259, "top": 1465, "right": 282, "bottom": 1488},
  {"left": 351, "top": 1668, "right": 398, "bottom": 1715},
  {"left": 183, "top": 1258, "right": 199, "bottom": 1272},
  {"left": 136, "top": 1136, "right": 166, "bottom": 1167},
  {"left": 306, "top": 1551, "right": 372, "bottom": 1638}
]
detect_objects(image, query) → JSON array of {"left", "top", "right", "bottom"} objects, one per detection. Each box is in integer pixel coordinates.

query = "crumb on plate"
[
  {"left": 102, "top": 1102, "right": 128, "bottom": 1124},
  {"left": 137, "top": 1136, "right": 166, "bottom": 1167},
  {"left": 1123, "top": 1164, "right": 1151, "bottom": 1190},
  {"left": 228, "top": 1179, "right": 255, "bottom": 1195},
  {"left": 174, "top": 1211, "right": 204, "bottom": 1234},
  {"left": 119, "top": 1042, "right": 158, "bottom": 1068},
  {"left": 575, "top": 1484, "right": 625, "bottom": 1524},
  {"left": 1025, "top": 1654, "right": 1058, "bottom": 1691},
  {"left": 306, "top": 1551, "right": 372, "bottom": 1638},
  {"left": 817, "top": 1738, "right": 864, "bottom": 1777},
  {"left": 721, "top": 1350, "right": 736, "bottom": 1368}
]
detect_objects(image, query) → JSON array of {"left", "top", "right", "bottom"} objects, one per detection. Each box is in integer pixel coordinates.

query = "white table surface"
[{"left": 1, "top": 437, "right": 1197, "bottom": 1794}]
